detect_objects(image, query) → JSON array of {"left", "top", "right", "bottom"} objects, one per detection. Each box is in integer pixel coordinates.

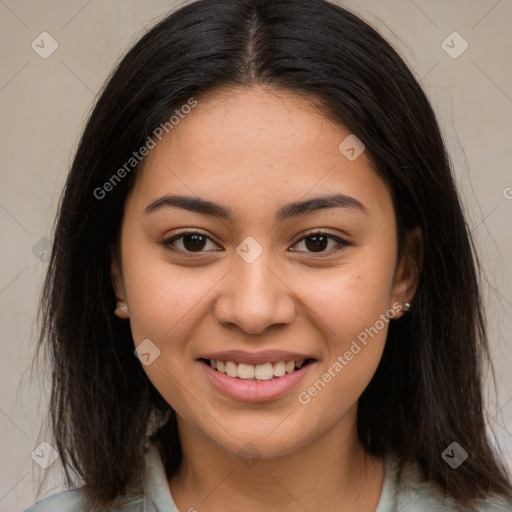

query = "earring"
[
  {"left": 115, "top": 301, "right": 129, "bottom": 319},
  {"left": 402, "top": 301, "right": 411, "bottom": 312}
]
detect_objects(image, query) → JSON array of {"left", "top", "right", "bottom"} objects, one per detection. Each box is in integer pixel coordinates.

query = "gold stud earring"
[
  {"left": 402, "top": 301, "right": 411, "bottom": 312},
  {"left": 115, "top": 301, "right": 129, "bottom": 319}
]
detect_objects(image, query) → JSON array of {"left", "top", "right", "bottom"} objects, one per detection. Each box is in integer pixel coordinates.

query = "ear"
[
  {"left": 391, "top": 226, "right": 423, "bottom": 319},
  {"left": 110, "top": 244, "right": 127, "bottom": 302}
]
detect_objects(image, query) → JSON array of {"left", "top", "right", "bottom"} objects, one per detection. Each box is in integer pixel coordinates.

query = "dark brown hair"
[{"left": 36, "top": 0, "right": 512, "bottom": 509}]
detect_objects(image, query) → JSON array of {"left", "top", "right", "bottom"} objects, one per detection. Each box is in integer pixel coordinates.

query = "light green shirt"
[{"left": 24, "top": 445, "right": 512, "bottom": 511}]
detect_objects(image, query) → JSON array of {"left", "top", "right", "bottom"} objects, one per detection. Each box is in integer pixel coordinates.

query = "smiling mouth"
[{"left": 200, "top": 358, "right": 316, "bottom": 381}]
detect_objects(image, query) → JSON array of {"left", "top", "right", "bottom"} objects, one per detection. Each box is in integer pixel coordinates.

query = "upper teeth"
[{"left": 210, "top": 359, "right": 306, "bottom": 380}]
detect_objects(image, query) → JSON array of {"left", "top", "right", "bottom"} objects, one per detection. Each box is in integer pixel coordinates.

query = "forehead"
[{"left": 128, "top": 86, "right": 394, "bottom": 221}]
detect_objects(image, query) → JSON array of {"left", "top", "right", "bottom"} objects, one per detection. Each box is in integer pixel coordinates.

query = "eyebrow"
[{"left": 144, "top": 193, "right": 367, "bottom": 221}]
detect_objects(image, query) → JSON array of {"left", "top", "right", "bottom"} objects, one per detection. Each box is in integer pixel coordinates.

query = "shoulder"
[
  {"left": 395, "top": 480, "right": 512, "bottom": 511},
  {"left": 23, "top": 486, "right": 144, "bottom": 512},
  {"left": 377, "top": 456, "right": 512, "bottom": 512},
  {"left": 22, "top": 488, "right": 86, "bottom": 512},
  {"left": 23, "top": 444, "right": 173, "bottom": 512}
]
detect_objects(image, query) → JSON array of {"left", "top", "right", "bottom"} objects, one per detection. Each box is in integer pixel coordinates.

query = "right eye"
[{"left": 161, "top": 230, "right": 221, "bottom": 254}]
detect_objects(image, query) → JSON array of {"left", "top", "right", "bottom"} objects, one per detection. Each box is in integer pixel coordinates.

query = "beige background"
[{"left": 0, "top": 1, "right": 511, "bottom": 510}]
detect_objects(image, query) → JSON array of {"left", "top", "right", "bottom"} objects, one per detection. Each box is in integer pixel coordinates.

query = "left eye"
[
  {"left": 162, "top": 231, "right": 347, "bottom": 254},
  {"left": 291, "top": 232, "right": 347, "bottom": 253}
]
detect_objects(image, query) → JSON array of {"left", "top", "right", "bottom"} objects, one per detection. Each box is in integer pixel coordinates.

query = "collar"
[{"left": 142, "top": 445, "right": 179, "bottom": 512}]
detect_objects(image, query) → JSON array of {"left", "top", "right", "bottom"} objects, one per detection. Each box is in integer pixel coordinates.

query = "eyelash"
[{"left": 161, "top": 229, "right": 351, "bottom": 256}]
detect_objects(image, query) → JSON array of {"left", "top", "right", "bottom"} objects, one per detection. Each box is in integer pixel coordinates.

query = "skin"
[{"left": 111, "top": 85, "right": 422, "bottom": 511}]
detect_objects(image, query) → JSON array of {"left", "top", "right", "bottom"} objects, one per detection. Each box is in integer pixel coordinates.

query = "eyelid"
[
  {"left": 295, "top": 228, "right": 350, "bottom": 243},
  {"left": 166, "top": 227, "right": 214, "bottom": 240}
]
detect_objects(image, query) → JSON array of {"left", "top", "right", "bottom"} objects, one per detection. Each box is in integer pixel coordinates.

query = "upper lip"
[{"left": 198, "top": 350, "right": 316, "bottom": 366}]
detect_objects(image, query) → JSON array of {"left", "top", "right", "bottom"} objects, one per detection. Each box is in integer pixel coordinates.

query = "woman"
[{"left": 26, "top": 0, "right": 512, "bottom": 510}]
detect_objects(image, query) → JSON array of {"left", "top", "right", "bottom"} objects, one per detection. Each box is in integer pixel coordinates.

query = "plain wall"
[{"left": 0, "top": 1, "right": 511, "bottom": 510}]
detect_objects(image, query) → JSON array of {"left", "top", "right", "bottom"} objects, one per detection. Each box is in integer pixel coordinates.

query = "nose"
[{"left": 213, "top": 251, "right": 296, "bottom": 335}]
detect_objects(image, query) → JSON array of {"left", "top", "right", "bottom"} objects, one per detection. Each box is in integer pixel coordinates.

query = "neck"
[{"left": 168, "top": 406, "right": 385, "bottom": 512}]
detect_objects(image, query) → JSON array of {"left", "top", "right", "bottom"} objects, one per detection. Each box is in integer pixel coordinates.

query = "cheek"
[
  {"left": 296, "top": 270, "right": 392, "bottom": 419},
  {"left": 298, "top": 246, "right": 396, "bottom": 400},
  {"left": 121, "top": 254, "right": 206, "bottom": 415},
  {"left": 305, "top": 259, "right": 396, "bottom": 339},
  {"left": 121, "top": 246, "right": 221, "bottom": 343}
]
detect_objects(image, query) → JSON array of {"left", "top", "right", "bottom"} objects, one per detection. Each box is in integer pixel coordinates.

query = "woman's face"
[{"left": 112, "top": 86, "right": 419, "bottom": 460}]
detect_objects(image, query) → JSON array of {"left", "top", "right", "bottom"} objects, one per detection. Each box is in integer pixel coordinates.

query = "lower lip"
[{"left": 199, "top": 360, "right": 315, "bottom": 402}]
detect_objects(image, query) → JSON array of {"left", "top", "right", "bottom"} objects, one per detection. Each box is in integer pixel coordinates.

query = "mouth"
[{"left": 199, "top": 357, "right": 316, "bottom": 382}]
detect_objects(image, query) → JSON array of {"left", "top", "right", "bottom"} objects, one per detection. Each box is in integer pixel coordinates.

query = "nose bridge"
[{"left": 213, "top": 242, "right": 295, "bottom": 334}]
